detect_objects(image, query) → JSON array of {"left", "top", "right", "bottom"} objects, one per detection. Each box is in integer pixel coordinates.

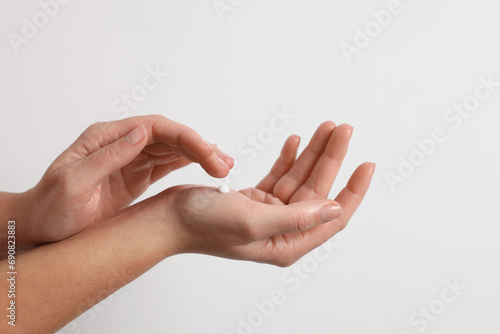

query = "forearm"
[{"left": 0, "top": 198, "right": 173, "bottom": 333}]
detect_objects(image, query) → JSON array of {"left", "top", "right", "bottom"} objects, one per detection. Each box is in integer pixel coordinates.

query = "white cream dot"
[{"left": 218, "top": 184, "right": 230, "bottom": 193}]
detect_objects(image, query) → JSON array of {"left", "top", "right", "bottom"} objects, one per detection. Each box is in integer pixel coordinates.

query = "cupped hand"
[
  {"left": 158, "top": 122, "right": 375, "bottom": 266},
  {"left": 21, "top": 115, "right": 234, "bottom": 246}
]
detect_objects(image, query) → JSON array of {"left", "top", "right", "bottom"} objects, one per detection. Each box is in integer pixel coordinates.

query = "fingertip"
[
  {"left": 217, "top": 148, "right": 231, "bottom": 159},
  {"left": 224, "top": 156, "right": 235, "bottom": 169},
  {"left": 125, "top": 124, "right": 147, "bottom": 145},
  {"left": 346, "top": 124, "right": 354, "bottom": 136},
  {"left": 283, "top": 135, "right": 300, "bottom": 152},
  {"left": 321, "top": 120, "right": 336, "bottom": 130},
  {"left": 335, "top": 123, "right": 354, "bottom": 138},
  {"left": 213, "top": 156, "right": 230, "bottom": 177},
  {"left": 208, "top": 142, "right": 234, "bottom": 169},
  {"left": 346, "top": 162, "right": 376, "bottom": 194},
  {"left": 320, "top": 202, "right": 343, "bottom": 222},
  {"left": 358, "top": 161, "right": 375, "bottom": 170},
  {"left": 363, "top": 161, "right": 376, "bottom": 176},
  {"left": 289, "top": 134, "right": 301, "bottom": 143},
  {"left": 206, "top": 169, "right": 229, "bottom": 178},
  {"left": 316, "top": 122, "right": 336, "bottom": 138}
]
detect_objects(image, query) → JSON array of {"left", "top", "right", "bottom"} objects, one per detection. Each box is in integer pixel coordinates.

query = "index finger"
[{"left": 76, "top": 115, "right": 231, "bottom": 177}]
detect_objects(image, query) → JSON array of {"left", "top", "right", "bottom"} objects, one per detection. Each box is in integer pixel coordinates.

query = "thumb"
[
  {"left": 74, "top": 125, "right": 148, "bottom": 188},
  {"left": 249, "top": 199, "right": 343, "bottom": 238}
]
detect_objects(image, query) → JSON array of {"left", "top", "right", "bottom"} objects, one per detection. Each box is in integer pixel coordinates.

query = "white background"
[{"left": 1, "top": 1, "right": 500, "bottom": 333}]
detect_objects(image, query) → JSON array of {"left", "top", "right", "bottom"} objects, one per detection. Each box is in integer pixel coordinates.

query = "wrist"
[
  {"left": 155, "top": 194, "right": 186, "bottom": 259},
  {"left": 121, "top": 193, "right": 184, "bottom": 260},
  {"left": 0, "top": 191, "right": 35, "bottom": 253}
]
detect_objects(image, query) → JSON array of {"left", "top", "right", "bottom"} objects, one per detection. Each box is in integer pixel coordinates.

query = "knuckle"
[
  {"left": 294, "top": 210, "right": 312, "bottom": 232},
  {"left": 304, "top": 177, "right": 320, "bottom": 196},
  {"left": 273, "top": 255, "right": 296, "bottom": 268},
  {"left": 86, "top": 122, "right": 104, "bottom": 133},
  {"left": 148, "top": 114, "right": 167, "bottom": 127},
  {"left": 102, "top": 144, "right": 120, "bottom": 162},
  {"left": 150, "top": 114, "right": 166, "bottom": 121},
  {"left": 80, "top": 122, "right": 107, "bottom": 147}
]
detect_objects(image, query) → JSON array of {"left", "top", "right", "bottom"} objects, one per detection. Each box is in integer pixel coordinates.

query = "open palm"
[{"left": 167, "top": 122, "right": 375, "bottom": 266}]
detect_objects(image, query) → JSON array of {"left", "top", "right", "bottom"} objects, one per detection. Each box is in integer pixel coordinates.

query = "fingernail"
[
  {"left": 320, "top": 204, "right": 342, "bottom": 222},
  {"left": 126, "top": 125, "right": 146, "bottom": 145},
  {"left": 203, "top": 140, "right": 213, "bottom": 151},
  {"left": 216, "top": 155, "right": 229, "bottom": 171},
  {"left": 219, "top": 150, "right": 232, "bottom": 160},
  {"left": 369, "top": 162, "right": 376, "bottom": 174}
]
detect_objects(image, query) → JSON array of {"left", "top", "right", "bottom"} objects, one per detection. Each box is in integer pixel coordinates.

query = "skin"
[
  {"left": 0, "top": 115, "right": 234, "bottom": 252},
  {"left": 0, "top": 117, "right": 374, "bottom": 333}
]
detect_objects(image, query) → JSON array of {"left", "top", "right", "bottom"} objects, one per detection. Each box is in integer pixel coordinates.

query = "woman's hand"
[
  {"left": 156, "top": 122, "right": 375, "bottom": 266},
  {"left": 18, "top": 115, "right": 234, "bottom": 247}
]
